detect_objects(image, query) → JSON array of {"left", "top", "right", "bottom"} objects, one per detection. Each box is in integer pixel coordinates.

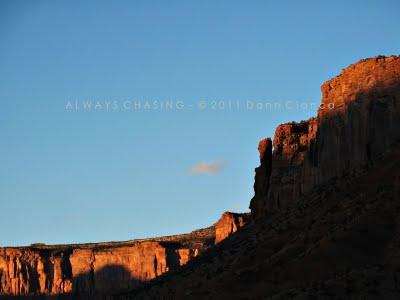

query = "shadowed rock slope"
[
  {"left": 128, "top": 141, "right": 400, "bottom": 299},
  {"left": 122, "top": 55, "right": 400, "bottom": 299}
]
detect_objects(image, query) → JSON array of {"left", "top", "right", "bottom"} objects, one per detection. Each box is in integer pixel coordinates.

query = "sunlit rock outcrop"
[
  {"left": 251, "top": 55, "right": 400, "bottom": 218},
  {"left": 215, "top": 212, "right": 250, "bottom": 244}
]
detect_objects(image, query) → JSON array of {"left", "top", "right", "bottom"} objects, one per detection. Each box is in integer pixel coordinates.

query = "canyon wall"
[
  {"left": 0, "top": 226, "right": 215, "bottom": 297},
  {"left": 0, "top": 241, "right": 194, "bottom": 296},
  {"left": 251, "top": 55, "right": 400, "bottom": 218},
  {"left": 0, "top": 212, "right": 248, "bottom": 297}
]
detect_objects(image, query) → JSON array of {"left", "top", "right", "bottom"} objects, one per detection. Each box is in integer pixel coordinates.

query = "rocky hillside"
[
  {"left": 130, "top": 139, "right": 400, "bottom": 299},
  {"left": 124, "top": 55, "right": 400, "bottom": 299}
]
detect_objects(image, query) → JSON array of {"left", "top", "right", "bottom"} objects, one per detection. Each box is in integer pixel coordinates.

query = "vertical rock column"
[{"left": 249, "top": 138, "right": 273, "bottom": 219}]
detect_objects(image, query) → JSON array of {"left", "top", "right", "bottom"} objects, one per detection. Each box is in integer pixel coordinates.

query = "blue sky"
[{"left": 0, "top": 0, "right": 399, "bottom": 246}]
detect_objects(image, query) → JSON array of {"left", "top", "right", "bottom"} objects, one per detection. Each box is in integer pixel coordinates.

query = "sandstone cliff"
[
  {"left": 0, "top": 211, "right": 249, "bottom": 297},
  {"left": 251, "top": 55, "right": 400, "bottom": 218},
  {"left": 0, "top": 227, "right": 214, "bottom": 297}
]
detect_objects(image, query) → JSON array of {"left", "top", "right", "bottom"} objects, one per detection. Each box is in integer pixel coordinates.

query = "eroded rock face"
[
  {"left": 215, "top": 212, "right": 250, "bottom": 244},
  {"left": 251, "top": 55, "right": 400, "bottom": 218},
  {"left": 70, "top": 242, "right": 170, "bottom": 294},
  {"left": 266, "top": 119, "right": 318, "bottom": 214},
  {"left": 0, "top": 230, "right": 213, "bottom": 296}
]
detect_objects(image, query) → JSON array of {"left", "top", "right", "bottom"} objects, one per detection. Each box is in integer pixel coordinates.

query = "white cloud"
[{"left": 188, "top": 160, "right": 225, "bottom": 175}]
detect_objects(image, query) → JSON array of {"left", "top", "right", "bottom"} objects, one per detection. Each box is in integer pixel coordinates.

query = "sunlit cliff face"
[{"left": 250, "top": 55, "right": 400, "bottom": 219}]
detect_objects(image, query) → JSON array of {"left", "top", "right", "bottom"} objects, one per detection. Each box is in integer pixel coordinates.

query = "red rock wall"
[
  {"left": 266, "top": 119, "right": 318, "bottom": 214},
  {"left": 251, "top": 55, "right": 400, "bottom": 218},
  {"left": 316, "top": 56, "right": 400, "bottom": 182},
  {"left": 0, "top": 241, "right": 198, "bottom": 296}
]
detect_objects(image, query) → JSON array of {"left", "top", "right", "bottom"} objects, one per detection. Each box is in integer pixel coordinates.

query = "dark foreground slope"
[
  {"left": 128, "top": 141, "right": 400, "bottom": 299},
  {"left": 123, "top": 56, "right": 400, "bottom": 299}
]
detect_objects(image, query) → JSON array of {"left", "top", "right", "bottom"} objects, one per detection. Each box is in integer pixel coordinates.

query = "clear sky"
[{"left": 0, "top": 0, "right": 399, "bottom": 246}]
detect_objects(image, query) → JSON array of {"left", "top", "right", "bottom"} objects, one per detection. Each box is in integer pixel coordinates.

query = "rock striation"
[{"left": 251, "top": 55, "right": 400, "bottom": 218}]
